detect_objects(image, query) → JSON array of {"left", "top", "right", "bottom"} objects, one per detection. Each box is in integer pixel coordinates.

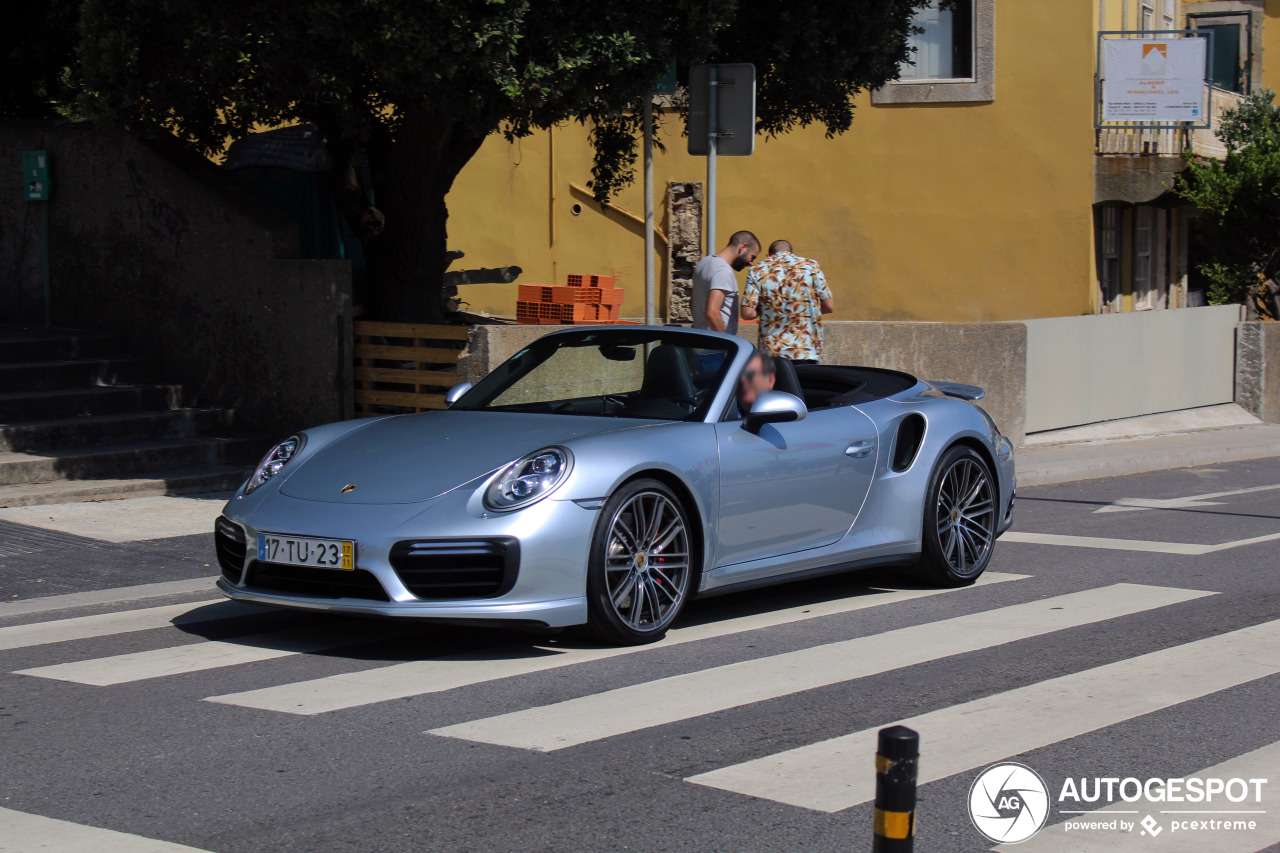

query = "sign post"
[
  {"left": 707, "top": 65, "right": 719, "bottom": 256},
  {"left": 643, "top": 95, "right": 656, "bottom": 325},
  {"left": 642, "top": 63, "right": 678, "bottom": 326},
  {"left": 688, "top": 63, "right": 756, "bottom": 256}
]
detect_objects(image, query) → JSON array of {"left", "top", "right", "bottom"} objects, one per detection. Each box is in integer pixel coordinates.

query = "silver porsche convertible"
[{"left": 215, "top": 326, "right": 1014, "bottom": 644}]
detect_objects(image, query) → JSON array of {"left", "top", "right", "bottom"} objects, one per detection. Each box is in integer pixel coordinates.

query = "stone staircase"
[{"left": 0, "top": 326, "right": 262, "bottom": 507}]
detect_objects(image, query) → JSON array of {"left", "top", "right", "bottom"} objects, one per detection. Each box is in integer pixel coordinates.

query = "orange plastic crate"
[
  {"left": 517, "top": 284, "right": 555, "bottom": 302},
  {"left": 515, "top": 299, "right": 622, "bottom": 324},
  {"left": 543, "top": 285, "right": 624, "bottom": 305},
  {"left": 566, "top": 274, "right": 616, "bottom": 288},
  {"left": 532, "top": 303, "right": 603, "bottom": 324},
  {"left": 578, "top": 304, "right": 621, "bottom": 323}
]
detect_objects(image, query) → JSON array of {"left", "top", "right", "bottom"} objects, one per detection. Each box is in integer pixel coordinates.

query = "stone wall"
[
  {"left": 1237, "top": 322, "right": 1280, "bottom": 424},
  {"left": 0, "top": 121, "right": 352, "bottom": 437},
  {"left": 461, "top": 320, "right": 1028, "bottom": 443},
  {"left": 740, "top": 322, "right": 1027, "bottom": 443},
  {"left": 458, "top": 317, "right": 1280, "bottom": 447},
  {"left": 664, "top": 182, "right": 702, "bottom": 324},
  {"left": 457, "top": 324, "right": 551, "bottom": 387}
]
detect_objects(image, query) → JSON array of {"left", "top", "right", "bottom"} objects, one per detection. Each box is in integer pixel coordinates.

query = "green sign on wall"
[
  {"left": 23, "top": 150, "right": 49, "bottom": 201},
  {"left": 656, "top": 60, "right": 678, "bottom": 95}
]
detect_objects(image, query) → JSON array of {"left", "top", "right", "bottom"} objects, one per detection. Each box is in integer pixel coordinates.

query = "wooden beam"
[
  {"left": 354, "top": 367, "right": 459, "bottom": 386},
  {"left": 354, "top": 321, "right": 470, "bottom": 341},
  {"left": 353, "top": 343, "right": 461, "bottom": 363},
  {"left": 353, "top": 390, "right": 448, "bottom": 409},
  {"left": 570, "top": 182, "right": 668, "bottom": 244}
]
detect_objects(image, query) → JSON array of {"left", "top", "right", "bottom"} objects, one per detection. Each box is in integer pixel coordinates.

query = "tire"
[
  {"left": 918, "top": 445, "right": 998, "bottom": 586},
  {"left": 585, "top": 478, "right": 695, "bottom": 645}
]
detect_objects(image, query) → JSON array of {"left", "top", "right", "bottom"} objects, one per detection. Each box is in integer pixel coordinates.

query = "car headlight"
[
  {"left": 244, "top": 435, "right": 305, "bottom": 494},
  {"left": 484, "top": 447, "right": 573, "bottom": 511}
]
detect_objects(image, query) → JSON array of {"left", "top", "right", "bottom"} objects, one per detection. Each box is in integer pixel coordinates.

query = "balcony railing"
[{"left": 1096, "top": 87, "right": 1243, "bottom": 159}]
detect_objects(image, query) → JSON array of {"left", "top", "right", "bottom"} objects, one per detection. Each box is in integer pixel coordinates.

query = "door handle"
[{"left": 845, "top": 441, "right": 873, "bottom": 458}]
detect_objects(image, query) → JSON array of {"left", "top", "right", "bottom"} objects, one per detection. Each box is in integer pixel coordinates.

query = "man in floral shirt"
[{"left": 741, "top": 240, "right": 835, "bottom": 363}]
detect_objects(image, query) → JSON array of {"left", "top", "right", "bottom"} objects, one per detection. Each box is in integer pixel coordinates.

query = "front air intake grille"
[
  {"left": 244, "top": 561, "right": 390, "bottom": 601},
  {"left": 389, "top": 538, "right": 519, "bottom": 600},
  {"left": 214, "top": 517, "right": 247, "bottom": 583}
]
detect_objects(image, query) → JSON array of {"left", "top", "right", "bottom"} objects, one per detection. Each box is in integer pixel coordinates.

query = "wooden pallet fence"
[{"left": 353, "top": 321, "right": 468, "bottom": 414}]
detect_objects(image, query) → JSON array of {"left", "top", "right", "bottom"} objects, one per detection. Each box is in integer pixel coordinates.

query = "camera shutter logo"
[{"left": 968, "top": 762, "right": 1051, "bottom": 844}]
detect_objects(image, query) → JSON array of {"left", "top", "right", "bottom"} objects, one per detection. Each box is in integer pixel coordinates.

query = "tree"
[
  {"left": 1, "top": 0, "right": 80, "bottom": 118},
  {"left": 75, "top": 0, "right": 927, "bottom": 321},
  {"left": 1176, "top": 89, "right": 1280, "bottom": 320}
]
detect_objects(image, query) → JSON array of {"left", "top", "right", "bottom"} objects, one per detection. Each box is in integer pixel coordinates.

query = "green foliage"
[
  {"left": 0, "top": 0, "right": 80, "bottom": 118},
  {"left": 74, "top": 0, "right": 925, "bottom": 193},
  {"left": 1177, "top": 89, "right": 1280, "bottom": 319},
  {"left": 68, "top": 0, "right": 929, "bottom": 318}
]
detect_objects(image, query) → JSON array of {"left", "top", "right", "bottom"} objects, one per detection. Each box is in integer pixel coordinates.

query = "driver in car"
[{"left": 737, "top": 350, "right": 776, "bottom": 412}]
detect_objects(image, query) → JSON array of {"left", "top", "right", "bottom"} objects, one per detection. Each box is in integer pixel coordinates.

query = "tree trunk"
[
  {"left": 362, "top": 109, "right": 485, "bottom": 322},
  {"left": 325, "top": 134, "right": 384, "bottom": 245}
]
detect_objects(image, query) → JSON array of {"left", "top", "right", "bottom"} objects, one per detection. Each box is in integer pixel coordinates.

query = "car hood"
[{"left": 278, "top": 410, "right": 652, "bottom": 504}]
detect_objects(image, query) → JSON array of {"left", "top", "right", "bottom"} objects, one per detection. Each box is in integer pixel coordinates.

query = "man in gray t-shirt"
[{"left": 692, "top": 230, "right": 760, "bottom": 335}]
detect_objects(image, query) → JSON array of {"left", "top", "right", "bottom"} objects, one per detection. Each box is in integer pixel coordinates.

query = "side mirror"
[
  {"left": 445, "top": 381, "right": 473, "bottom": 407},
  {"left": 744, "top": 390, "right": 807, "bottom": 432}
]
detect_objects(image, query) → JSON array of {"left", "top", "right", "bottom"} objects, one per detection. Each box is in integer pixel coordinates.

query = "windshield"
[{"left": 453, "top": 329, "right": 736, "bottom": 421}]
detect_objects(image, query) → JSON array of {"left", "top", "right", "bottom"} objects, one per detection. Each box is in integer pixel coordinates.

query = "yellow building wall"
[
  {"left": 1261, "top": 0, "right": 1280, "bottom": 91},
  {"left": 1181, "top": 0, "right": 1280, "bottom": 90},
  {"left": 445, "top": 1, "right": 1097, "bottom": 323}
]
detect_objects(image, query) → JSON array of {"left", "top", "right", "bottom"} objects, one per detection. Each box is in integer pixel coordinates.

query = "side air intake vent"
[{"left": 892, "top": 414, "right": 926, "bottom": 472}]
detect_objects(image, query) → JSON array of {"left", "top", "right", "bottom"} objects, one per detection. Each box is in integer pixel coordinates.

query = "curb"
[{"left": 1016, "top": 436, "right": 1280, "bottom": 487}]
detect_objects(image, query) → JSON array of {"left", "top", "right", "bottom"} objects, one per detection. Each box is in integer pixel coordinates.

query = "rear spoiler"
[{"left": 930, "top": 381, "right": 986, "bottom": 402}]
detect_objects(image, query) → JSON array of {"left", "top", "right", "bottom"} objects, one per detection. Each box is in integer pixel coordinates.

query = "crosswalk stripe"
[
  {"left": 0, "top": 577, "right": 217, "bottom": 618},
  {"left": 1000, "top": 740, "right": 1280, "bottom": 852},
  {"left": 1003, "top": 529, "right": 1280, "bottom": 556},
  {"left": 204, "top": 572, "right": 1028, "bottom": 715},
  {"left": 0, "top": 600, "right": 259, "bottom": 653},
  {"left": 14, "top": 623, "right": 416, "bottom": 686},
  {"left": 0, "top": 805, "right": 213, "bottom": 852},
  {"left": 428, "top": 583, "right": 1211, "bottom": 752},
  {"left": 1001, "top": 532, "right": 1210, "bottom": 555},
  {"left": 686, "top": 618, "right": 1280, "bottom": 813}
]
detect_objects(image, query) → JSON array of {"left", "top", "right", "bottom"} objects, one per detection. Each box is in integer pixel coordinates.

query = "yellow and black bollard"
[{"left": 872, "top": 725, "right": 918, "bottom": 852}]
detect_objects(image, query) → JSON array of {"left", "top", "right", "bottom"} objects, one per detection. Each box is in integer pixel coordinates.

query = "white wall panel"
[{"left": 1023, "top": 305, "right": 1242, "bottom": 433}]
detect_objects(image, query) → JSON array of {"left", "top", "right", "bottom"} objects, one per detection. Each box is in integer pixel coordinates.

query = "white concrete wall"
[{"left": 1022, "top": 306, "right": 1244, "bottom": 433}]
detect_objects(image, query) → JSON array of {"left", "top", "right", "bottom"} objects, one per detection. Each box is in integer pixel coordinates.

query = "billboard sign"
[{"left": 1101, "top": 38, "right": 1208, "bottom": 122}]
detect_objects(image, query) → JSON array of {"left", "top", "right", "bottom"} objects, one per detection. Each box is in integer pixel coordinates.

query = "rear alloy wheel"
[
  {"left": 919, "top": 445, "right": 997, "bottom": 586},
  {"left": 586, "top": 479, "right": 694, "bottom": 645}
]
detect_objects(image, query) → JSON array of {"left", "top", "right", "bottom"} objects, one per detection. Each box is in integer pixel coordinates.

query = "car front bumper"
[
  {"left": 215, "top": 578, "right": 586, "bottom": 627},
  {"left": 215, "top": 486, "right": 597, "bottom": 628}
]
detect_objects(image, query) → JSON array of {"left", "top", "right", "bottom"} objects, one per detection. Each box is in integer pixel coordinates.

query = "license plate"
[{"left": 257, "top": 534, "right": 355, "bottom": 570}]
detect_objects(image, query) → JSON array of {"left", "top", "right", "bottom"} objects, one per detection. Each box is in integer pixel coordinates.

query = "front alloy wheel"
[
  {"left": 919, "top": 445, "right": 997, "bottom": 585},
  {"left": 586, "top": 479, "right": 694, "bottom": 645}
]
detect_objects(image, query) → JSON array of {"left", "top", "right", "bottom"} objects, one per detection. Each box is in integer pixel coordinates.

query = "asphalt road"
[{"left": 2, "top": 459, "right": 1280, "bottom": 853}]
